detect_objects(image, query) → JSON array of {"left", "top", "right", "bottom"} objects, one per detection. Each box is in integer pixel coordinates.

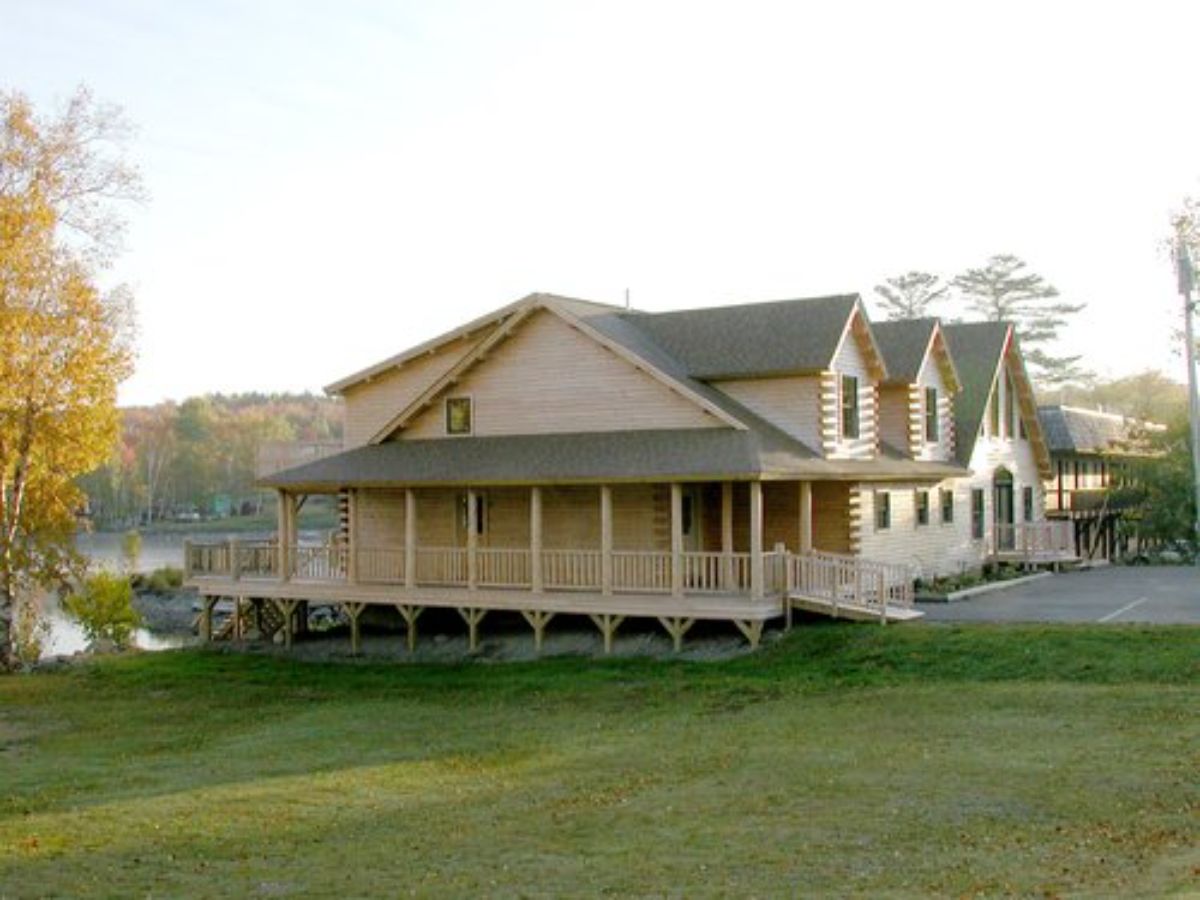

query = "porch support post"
[
  {"left": 395, "top": 603, "right": 423, "bottom": 652},
  {"left": 799, "top": 481, "right": 813, "bottom": 554},
  {"left": 346, "top": 489, "right": 359, "bottom": 584},
  {"left": 750, "top": 481, "right": 764, "bottom": 599},
  {"left": 277, "top": 489, "right": 290, "bottom": 582},
  {"left": 600, "top": 485, "right": 613, "bottom": 595},
  {"left": 721, "top": 481, "right": 734, "bottom": 590},
  {"left": 200, "top": 596, "right": 216, "bottom": 642},
  {"left": 467, "top": 488, "right": 478, "bottom": 590},
  {"left": 404, "top": 489, "right": 417, "bottom": 589},
  {"left": 670, "top": 482, "right": 684, "bottom": 597},
  {"left": 521, "top": 609, "right": 554, "bottom": 652},
  {"left": 530, "top": 486, "right": 543, "bottom": 593},
  {"left": 343, "top": 601, "right": 365, "bottom": 655}
]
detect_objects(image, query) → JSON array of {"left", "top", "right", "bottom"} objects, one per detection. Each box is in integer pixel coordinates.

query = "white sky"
[{"left": 5, "top": 0, "right": 1199, "bottom": 405}]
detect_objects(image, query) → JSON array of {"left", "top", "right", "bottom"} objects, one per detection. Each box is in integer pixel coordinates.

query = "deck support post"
[
  {"left": 589, "top": 613, "right": 624, "bottom": 655},
  {"left": 346, "top": 489, "right": 359, "bottom": 584},
  {"left": 799, "top": 481, "right": 813, "bottom": 554},
  {"left": 277, "top": 489, "right": 291, "bottom": 582},
  {"left": 670, "top": 482, "right": 684, "bottom": 597},
  {"left": 600, "top": 485, "right": 613, "bottom": 595},
  {"left": 657, "top": 616, "right": 695, "bottom": 652},
  {"left": 721, "top": 481, "right": 734, "bottom": 589},
  {"left": 342, "top": 601, "right": 366, "bottom": 655},
  {"left": 520, "top": 609, "right": 555, "bottom": 652},
  {"left": 253, "top": 598, "right": 264, "bottom": 635},
  {"left": 734, "top": 619, "right": 764, "bottom": 649},
  {"left": 395, "top": 603, "right": 423, "bottom": 652},
  {"left": 749, "top": 481, "right": 764, "bottom": 599},
  {"left": 405, "top": 489, "right": 417, "bottom": 589},
  {"left": 275, "top": 599, "right": 299, "bottom": 650},
  {"left": 233, "top": 597, "right": 245, "bottom": 640},
  {"left": 530, "top": 486, "right": 543, "bottom": 593},
  {"left": 200, "top": 596, "right": 216, "bottom": 642},
  {"left": 467, "top": 489, "right": 478, "bottom": 590},
  {"left": 458, "top": 607, "right": 487, "bottom": 651}
]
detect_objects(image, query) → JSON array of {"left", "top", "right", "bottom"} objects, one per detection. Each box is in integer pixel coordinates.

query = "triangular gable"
[
  {"left": 921, "top": 324, "right": 961, "bottom": 394},
  {"left": 981, "top": 330, "right": 1052, "bottom": 480},
  {"left": 829, "top": 299, "right": 889, "bottom": 381},
  {"left": 370, "top": 297, "right": 747, "bottom": 443}
]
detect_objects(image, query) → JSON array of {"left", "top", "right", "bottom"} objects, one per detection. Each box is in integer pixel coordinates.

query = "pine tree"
[
  {"left": 951, "top": 254, "right": 1086, "bottom": 386},
  {"left": 872, "top": 271, "right": 947, "bottom": 320}
]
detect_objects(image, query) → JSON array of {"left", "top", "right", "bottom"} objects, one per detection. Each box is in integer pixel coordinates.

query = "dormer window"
[
  {"left": 446, "top": 396, "right": 472, "bottom": 435},
  {"left": 840, "top": 375, "right": 860, "bottom": 440},
  {"left": 924, "top": 387, "right": 939, "bottom": 442}
]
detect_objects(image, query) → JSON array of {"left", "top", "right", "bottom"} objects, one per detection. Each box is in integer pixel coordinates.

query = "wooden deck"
[{"left": 185, "top": 541, "right": 917, "bottom": 653}]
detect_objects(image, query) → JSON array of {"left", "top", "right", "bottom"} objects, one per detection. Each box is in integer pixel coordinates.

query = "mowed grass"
[{"left": 1, "top": 624, "right": 1197, "bottom": 898}]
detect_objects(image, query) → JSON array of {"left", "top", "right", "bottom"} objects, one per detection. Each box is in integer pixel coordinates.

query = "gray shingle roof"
[
  {"left": 871, "top": 318, "right": 938, "bottom": 384},
  {"left": 620, "top": 295, "right": 861, "bottom": 379},
  {"left": 262, "top": 428, "right": 967, "bottom": 489},
  {"left": 1037, "top": 405, "right": 1150, "bottom": 455},
  {"left": 941, "top": 321, "right": 1012, "bottom": 466}
]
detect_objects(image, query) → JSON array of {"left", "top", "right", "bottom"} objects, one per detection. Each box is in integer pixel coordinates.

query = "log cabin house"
[{"left": 185, "top": 292, "right": 1072, "bottom": 652}]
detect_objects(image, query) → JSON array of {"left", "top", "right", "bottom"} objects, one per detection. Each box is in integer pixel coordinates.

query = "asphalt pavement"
[{"left": 917, "top": 565, "right": 1200, "bottom": 624}]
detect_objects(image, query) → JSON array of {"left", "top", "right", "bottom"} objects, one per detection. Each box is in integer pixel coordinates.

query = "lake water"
[{"left": 26, "top": 532, "right": 199, "bottom": 659}]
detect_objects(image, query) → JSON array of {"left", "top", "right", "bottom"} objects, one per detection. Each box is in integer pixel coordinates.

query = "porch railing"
[
  {"left": 415, "top": 547, "right": 468, "bottom": 586},
  {"left": 184, "top": 541, "right": 915, "bottom": 611},
  {"left": 788, "top": 551, "right": 914, "bottom": 614},
  {"left": 543, "top": 549, "right": 602, "bottom": 591},
  {"left": 992, "top": 521, "right": 1075, "bottom": 559}
]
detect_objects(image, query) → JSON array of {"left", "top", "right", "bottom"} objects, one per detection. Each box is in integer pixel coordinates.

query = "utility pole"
[{"left": 1173, "top": 232, "right": 1200, "bottom": 549}]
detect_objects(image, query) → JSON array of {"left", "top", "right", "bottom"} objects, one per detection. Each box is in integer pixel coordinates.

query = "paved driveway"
[{"left": 918, "top": 565, "right": 1200, "bottom": 624}]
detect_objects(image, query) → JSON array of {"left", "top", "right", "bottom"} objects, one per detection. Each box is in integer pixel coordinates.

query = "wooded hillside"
[{"left": 80, "top": 393, "right": 343, "bottom": 528}]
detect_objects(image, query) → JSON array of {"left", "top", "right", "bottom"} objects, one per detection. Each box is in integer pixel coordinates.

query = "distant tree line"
[{"left": 79, "top": 393, "right": 343, "bottom": 528}]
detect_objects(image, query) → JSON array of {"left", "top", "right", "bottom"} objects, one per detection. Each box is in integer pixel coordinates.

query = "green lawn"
[{"left": 2, "top": 624, "right": 1198, "bottom": 897}]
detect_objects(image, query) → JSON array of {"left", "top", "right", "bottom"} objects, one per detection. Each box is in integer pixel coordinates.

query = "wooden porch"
[
  {"left": 184, "top": 540, "right": 919, "bottom": 653},
  {"left": 989, "top": 521, "right": 1077, "bottom": 565}
]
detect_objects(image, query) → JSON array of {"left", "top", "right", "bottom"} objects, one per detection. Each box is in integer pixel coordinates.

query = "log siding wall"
[{"left": 401, "top": 311, "right": 720, "bottom": 439}]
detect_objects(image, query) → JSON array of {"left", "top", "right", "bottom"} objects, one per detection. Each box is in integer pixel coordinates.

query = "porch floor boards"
[{"left": 187, "top": 576, "right": 785, "bottom": 622}]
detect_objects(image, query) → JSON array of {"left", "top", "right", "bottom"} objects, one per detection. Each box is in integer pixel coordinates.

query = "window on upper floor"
[
  {"left": 924, "top": 387, "right": 939, "bottom": 442},
  {"left": 915, "top": 490, "right": 930, "bottom": 526},
  {"left": 1004, "top": 371, "right": 1016, "bottom": 439},
  {"left": 446, "top": 396, "right": 473, "bottom": 435},
  {"left": 841, "top": 375, "right": 860, "bottom": 440},
  {"left": 1023, "top": 485, "right": 1034, "bottom": 522},
  {"left": 940, "top": 488, "right": 954, "bottom": 524},
  {"left": 874, "top": 491, "right": 891, "bottom": 530}
]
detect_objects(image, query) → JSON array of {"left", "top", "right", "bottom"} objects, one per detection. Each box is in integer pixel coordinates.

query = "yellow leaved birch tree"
[{"left": 0, "top": 89, "right": 140, "bottom": 668}]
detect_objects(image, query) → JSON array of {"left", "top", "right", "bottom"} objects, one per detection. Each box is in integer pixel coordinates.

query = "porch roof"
[{"left": 260, "top": 428, "right": 967, "bottom": 490}]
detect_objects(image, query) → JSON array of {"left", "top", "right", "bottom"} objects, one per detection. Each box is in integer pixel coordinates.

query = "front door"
[{"left": 993, "top": 470, "right": 1014, "bottom": 551}]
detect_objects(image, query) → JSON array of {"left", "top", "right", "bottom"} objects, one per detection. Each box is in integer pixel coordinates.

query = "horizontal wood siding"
[
  {"left": 812, "top": 481, "right": 851, "bottom": 554},
  {"left": 356, "top": 490, "right": 406, "bottom": 548},
  {"left": 402, "top": 310, "right": 720, "bottom": 439},
  {"left": 914, "top": 351, "right": 955, "bottom": 462},
  {"left": 542, "top": 486, "right": 601, "bottom": 549},
  {"left": 824, "top": 321, "right": 877, "bottom": 459},
  {"left": 711, "top": 376, "right": 822, "bottom": 448},
  {"left": 613, "top": 484, "right": 669, "bottom": 551},
  {"left": 763, "top": 481, "right": 799, "bottom": 551},
  {"left": 855, "top": 481, "right": 978, "bottom": 578},
  {"left": 877, "top": 385, "right": 910, "bottom": 454},
  {"left": 341, "top": 334, "right": 484, "bottom": 448}
]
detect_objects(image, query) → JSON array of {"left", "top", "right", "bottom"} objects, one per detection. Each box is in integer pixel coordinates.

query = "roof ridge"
[{"left": 627, "top": 293, "right": 859, "bottom": 319}]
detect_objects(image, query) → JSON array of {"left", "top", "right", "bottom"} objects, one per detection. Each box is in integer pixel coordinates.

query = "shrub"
[
  {"left": 135, "top": 566, "right": 183, "bottom": 593},
  {"left": 65, "top": 572, "right": 141, "bottom": 649}
]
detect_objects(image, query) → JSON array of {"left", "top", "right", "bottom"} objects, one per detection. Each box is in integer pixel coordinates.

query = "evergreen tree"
[
  {"left": 951, "top": 254, "right": 1086, "bottom": 387},
  {"left": 872, "top": 271, "right": 947, "bottom": 320}
]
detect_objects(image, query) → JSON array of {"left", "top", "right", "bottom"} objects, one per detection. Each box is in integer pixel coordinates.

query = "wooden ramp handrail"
[{"left": 788, "top": 551, "right": 914, "bottom": 611}]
